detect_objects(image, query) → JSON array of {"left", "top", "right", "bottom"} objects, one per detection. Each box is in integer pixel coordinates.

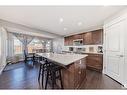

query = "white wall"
[{"left": 53, "top": 37, "right": 68, "bottom": 53}]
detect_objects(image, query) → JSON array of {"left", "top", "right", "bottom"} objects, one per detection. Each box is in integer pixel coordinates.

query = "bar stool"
[
  {"left": 38, "top": 57, "right": 49, "bottom": 87},
  {"left": 45, "top": 63, "right": 63, "bottom": 89}
]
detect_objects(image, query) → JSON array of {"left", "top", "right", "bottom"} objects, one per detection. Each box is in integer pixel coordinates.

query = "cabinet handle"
[
  {"left": 79, "top": 71, "right": 81, "bottom": 74},
  {"left": 116, "top": 55, "right": 124, "bottom": 57}
]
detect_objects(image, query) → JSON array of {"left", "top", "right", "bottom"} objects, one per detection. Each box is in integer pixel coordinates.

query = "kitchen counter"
[
  {"left": 81, "top": 52, "right": 103, "bottom": 55},
  {"left": 36, "top": 53, "right": 87, "bottom": 89},
  {"left": 36, "top": 53, "right": 88, "bottom": 67},
  {"left": 62, "top": 51, "right": 103, "bottom": 55}
]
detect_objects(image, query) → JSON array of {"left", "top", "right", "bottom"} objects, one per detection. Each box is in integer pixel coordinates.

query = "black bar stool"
[
  {"left": 45, "top": 63, "right": 63, "bottom": 89},
  {"left": 38, "top": 57, "right": 48, "bottom": 87}
]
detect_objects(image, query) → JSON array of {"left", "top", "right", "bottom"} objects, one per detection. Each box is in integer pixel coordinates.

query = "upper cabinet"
[
  {"left": 73, "top": 34, "right": 83, "bottom": 40},
  {"left": 64, "top": 35, "right": 73, "bottom": 46},
  {"left": 83, "top": 32, "right": 92, "bottom": 45},
  {"left": 64, "top": 29, "right": 103, "bottom": 46},
  {"left": 64, "top": 37, "right": 69, "bottom": 46},
  {"left": 92, "top": 29, "right": 103, "bottom": 44}
]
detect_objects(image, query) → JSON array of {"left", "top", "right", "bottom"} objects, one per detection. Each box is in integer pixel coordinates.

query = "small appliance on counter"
[
  {"left": 69, "top": 47, "right": 74, "bottom": 52},
  {"left": 75, "top": 48, "right": 86, "bottom": 53},
  {"left": 98, "top": 46, "right": 103, "bottom": 53}
]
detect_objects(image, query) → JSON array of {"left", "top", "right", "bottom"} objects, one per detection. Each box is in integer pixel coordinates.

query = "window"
[
  {"left": 13, "top": 37, "right": 23, "bottom": 55},
  {"left": 46, "top": 41, "right": 52, "bottom": 52},
  {"left": 28, "top": 39, "right": 43, "bottom": 53},
  {"left": 27, "top": 39, "right": 52, "bottom": 53}
]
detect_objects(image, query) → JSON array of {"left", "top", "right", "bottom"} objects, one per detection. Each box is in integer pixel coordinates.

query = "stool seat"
[
  {"left": 40, "top": 61, "right": 45, "bottom": 65},
  {"left": 45, "top": 63, "right": 63, "bottom": 89},
  {"left": 47, "top": 65, "right": 62, "bottom": 71}
]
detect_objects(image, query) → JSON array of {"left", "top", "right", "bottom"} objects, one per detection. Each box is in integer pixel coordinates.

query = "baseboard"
[
  {"left": 0, "top": 70, "right": 2, "bottom": 75},
  {"left": 102, "top": 69, "right": 106, "bottom": 74},
  {"left": 0, "top": 67, "right": 4, "bottom": 75},
  {"left": 123, "top": 83, "right": 127, "bottom": 88},
  {"left": 0, "top": 64, "right": 7, "bottom": 75}
]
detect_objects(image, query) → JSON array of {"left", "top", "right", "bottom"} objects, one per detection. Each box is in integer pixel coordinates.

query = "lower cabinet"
[
  {"left": 86, "top": 54, "right": 103, "bottom": 72},
  {"left": 61, "top": 58, "right": 86, "bottom": 89}
]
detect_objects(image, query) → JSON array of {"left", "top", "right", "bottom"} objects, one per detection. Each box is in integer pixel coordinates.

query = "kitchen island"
[{"left": 36, "top": 53, "right": 88, "bottom": 89}]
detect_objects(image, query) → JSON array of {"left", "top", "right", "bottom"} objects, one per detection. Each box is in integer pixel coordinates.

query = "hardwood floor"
[
  {"left": 0, "top": 62, "right": 124, "bottom": 89},
  {"left": 80, "top": 69, "right": 124, "bottom": 89}
]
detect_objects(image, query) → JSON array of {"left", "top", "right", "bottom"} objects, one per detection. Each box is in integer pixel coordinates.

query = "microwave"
[{"left": 73, "top": 39, "right": 83, "bottom": 46}]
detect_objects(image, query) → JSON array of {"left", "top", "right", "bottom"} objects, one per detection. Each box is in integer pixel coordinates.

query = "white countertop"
[
  {"left": 62, "top": 51, "right": 103, "bottom": 55},
  {"left": 36, "top": 53, "right": 88, "bottom": 66},
  {"left": 81, "top": 52, "right": 103, "bottom": 55}
]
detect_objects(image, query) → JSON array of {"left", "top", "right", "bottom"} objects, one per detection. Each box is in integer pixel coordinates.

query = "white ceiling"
[{"left": 0, "top": 6, "right": 126, "bottom": 36}]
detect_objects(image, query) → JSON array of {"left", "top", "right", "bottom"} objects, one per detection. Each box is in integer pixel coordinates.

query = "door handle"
[
  {"left": 116, "top": 55, "right": 124, "bottom": 57},
  {"left": 119, "top": 55, "right": 124, "bottom": 57}
]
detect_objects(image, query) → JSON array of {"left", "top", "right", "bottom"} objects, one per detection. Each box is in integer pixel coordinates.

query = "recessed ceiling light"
[
  {"left": 78, "top": 22, "right": 83, "bottom": 26},
  {"left": 60, "top": 18, "right": 63, "bottom": 23},
  {"left": 64, "top": 28, "right": 67, "bottom": 31}
]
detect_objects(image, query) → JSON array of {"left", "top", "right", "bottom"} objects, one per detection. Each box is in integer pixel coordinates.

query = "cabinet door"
[
  {"left": 64, "top": 37, "right": 68, "bottom": 46},
  {"left": 92, "top": 29, "right": 103, "bottom": 44},
  {"left": 74, "top": 59, "right": 86, "bottom": 88},
  {"left": 86, "top": 54, "right": 103, "bottom": 71},
  {"left": 78, "top": 58, "right": 86, "bottom": 84},
  {"left": 83, "top": 32, "right": 92, "bottom": 45},
  {"left": 68, "top": 36, "right": 73, "bottom": 46},
  {"left": 64, "top": 36, "right": 73, "bottom": 46},
  {"left": 73, "top": 34, "right": 83, "bottom": 40},
  {"left": 74, "top": 61, "right": 80, "bottom": 88}
]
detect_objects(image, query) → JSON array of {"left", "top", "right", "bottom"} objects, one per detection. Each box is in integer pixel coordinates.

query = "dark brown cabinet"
[
  {"left": 86, "top": 54, "right": 103, "bottom": 72},
  {"left": 92, "top": 29, "right": 103, "bottom": 44},
  {"left": 83, "top": 32, "right": 92, "bottom": 45},
  {"left": 61, "top": 58, "right": 86, "bottom": 89},
  {"left": 64, "top": 29, "right": 103, "bottom": 46},
  {"left": 68, "top": 36, "right": 73, "bottom": 46},
  {"left": 64, "top": 37, "right": 69, "bottom": 46},
  {"left": 64, "top": 36, "right": 73, "bottom": 46},
  {"left": 73, "top": 34, "right": 83, "bottom": 40}
]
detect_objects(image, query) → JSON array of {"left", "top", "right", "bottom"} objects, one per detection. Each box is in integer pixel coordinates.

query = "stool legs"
[
  {"left": 38, "top": 63, "right": 45, "bottom": 88},
  {"left": 45, "top": 68, "right": 63, "bottom": 89},
  {"left": 45, "top": 70, "right": 49, "bottom": 89},
  {"left": 41, "top": 65, "right": 44, "bottom": 87},
  {"left": 51, "top": 71, "right": 55, "bottom": 89},
  {"left": 38, "top": 64, "right": 42, "bottom": 82},
  {"left": 59, "top": 70, "right": 63, "bottom": 89}
]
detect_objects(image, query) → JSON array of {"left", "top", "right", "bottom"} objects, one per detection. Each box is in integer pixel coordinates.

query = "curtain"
[
  {"left": 0, "top": 27, "right": 7, "bottom": 73},
  {"left": 12, "top": 33, "right": 34, "bottom": 55},
  {"left": 7, "top": 32, "right": 14, "bottom": 57}
]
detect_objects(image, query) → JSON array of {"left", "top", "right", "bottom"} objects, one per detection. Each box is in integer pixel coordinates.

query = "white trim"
[
  {"left": 103, "top": 11, "right": 127, "bottom": 88},
  {"left": 0, "top": 64, "right": 6, "bottom": 75},
  {"left": 124, "top": 84, "right": 127, "bottom": 88}
]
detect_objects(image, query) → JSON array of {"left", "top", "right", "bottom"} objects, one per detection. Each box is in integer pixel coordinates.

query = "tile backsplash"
[
  {"left": 65, "top": 45, "right": 103, "bottom": 53},
  {"left": 89, "top": 47, "right": 94, "bottom": 52}
]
